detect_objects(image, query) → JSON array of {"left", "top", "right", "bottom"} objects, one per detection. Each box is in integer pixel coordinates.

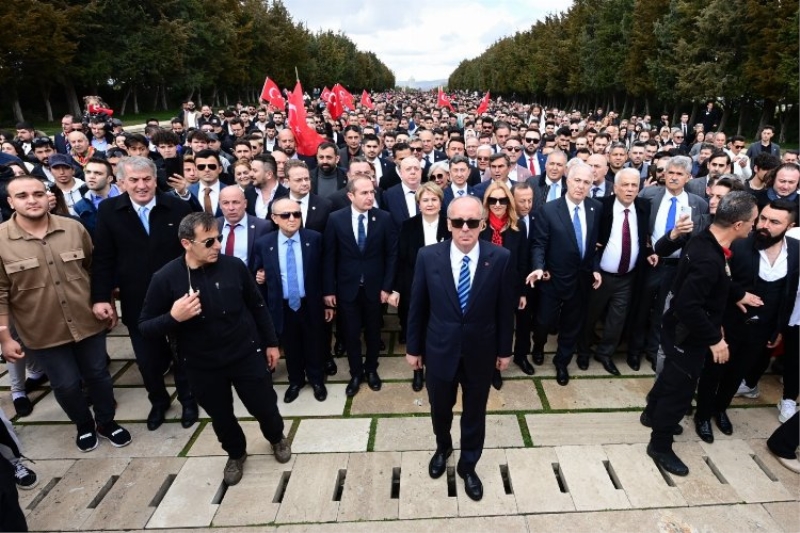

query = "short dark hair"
[
  {"left": 489, "top": 152, "right": 510, "bottom": 165},
  {"left": 193, "top": 149, "right": 221, "bottom": 164},
  {"left": 343, "top": 125, "right": 361, "bottom": 135},
  {"left": 86, "top": 157, "right": 113, "bottom": 176},
  {"left": 178, "top": 212, "right": 217, "bottom": 241},
  {"left": 362, "top": 133, "right": 379, "bottom": 144},
  {"left": 317, "top": 141, "right": 337, "bottom": 153},
  {"left": 714, "top": 191, "right": 757, "bottom": 228},
  {"left": 124, "top": 133, "right": 148, "bottom": 148},
  {"left": 392, "top": 142, "right": 410, "bottom": 156},
  {"left": 753, "top": 153, "right": 781, "bottom": 171},
  {"left": 252, "top": 153, "right": 277, "bottom": 175},
  {"left": 766, "top": 198, "right": 798, "bottom": 223},
  {"left": 511, "top": 180, "right": 533, "bottom": 194},
  {"left": 151, "top": 129, "right": 180, "bottom": 146}
]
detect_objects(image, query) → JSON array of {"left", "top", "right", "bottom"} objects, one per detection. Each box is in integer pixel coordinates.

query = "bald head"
[
  {"left": 587, "top": 154, "right": 609, "bottom": 185},
  {"left": 219, "top": 185, "right": 246, "bottom": 224}
]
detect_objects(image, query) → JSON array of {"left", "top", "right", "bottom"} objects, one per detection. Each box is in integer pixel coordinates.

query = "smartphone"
[
  {"left": 163, "top": 157, "right": 182, "bottom": 179},
  {"left": 679, "top": 205, "right": 692, "bottom": 218}
]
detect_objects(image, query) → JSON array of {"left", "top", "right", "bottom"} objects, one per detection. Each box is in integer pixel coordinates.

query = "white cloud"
[{"left": 283, "top": 0, "right": 573, "bottom": 81}]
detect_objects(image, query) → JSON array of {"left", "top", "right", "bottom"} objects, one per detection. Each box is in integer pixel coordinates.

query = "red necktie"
[
  {"left": 529, "top": 156, "right": 535, "bottom": 174},
  {"left": 225, "top": 224, "right": 237, "bottom": 256},
  {"left": 618, "top": 209, "right": 631, "bottom": 274}
]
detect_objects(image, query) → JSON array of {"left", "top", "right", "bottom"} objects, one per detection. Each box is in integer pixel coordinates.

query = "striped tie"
[{"left": 457, "top": 255, "right": 471, "bottom": 312}]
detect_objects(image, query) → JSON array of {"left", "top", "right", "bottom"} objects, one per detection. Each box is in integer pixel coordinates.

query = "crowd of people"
[{"left": 0, "top": 90, "right": 798, "bottom": 517}]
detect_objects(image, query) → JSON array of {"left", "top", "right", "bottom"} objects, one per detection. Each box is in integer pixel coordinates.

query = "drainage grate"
[
  {"left": 390, "top": 467, "right": 401, "bottom": 499},
  {"left": 446, "top": 466, "right": 457, "bottom": 497},
  {"left": 332, "top": 469, "right": 346, "bottom": 502},
  {"left": 149, "top": 474, "right": 177, "bottom": 508},
  {"left": 751, "top": 454, "right": 779, "bottom": 482},
  {"left": 551, "top": 463, "right": 568, "bottom": 493},
  {"left": 603, "top": 460, "right": 623, "bottom": 490},
  {"left": 703, "top": 456, "right": 729, "bottom": 484},
  {"left": 499, "top": 464, "right": 513, "bottom": 495},
  {"left": 272, "top": 471, "right": 291, "bottom": 503},
  {"left": 88, "top": 475, "right": 119, "bottom": 509},
  {"left": 211, "top": 480, "right": 228, "bottom": 505},
  {"left": 27, "top": 477, "right": 62, "bottom": 510}
]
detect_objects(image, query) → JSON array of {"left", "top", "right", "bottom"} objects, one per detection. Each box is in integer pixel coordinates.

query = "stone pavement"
[{"left": 1, "top": 316, "right": 797, "bottom": 532}]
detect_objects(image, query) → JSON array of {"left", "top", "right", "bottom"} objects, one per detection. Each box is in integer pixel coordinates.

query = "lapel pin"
[
  {"left": 372, "top": 216, "right": 376, "bottom": 222},
  {"left": 312, "top": 206, "right": 316, "bottom": 210},
  {"left": 484, "top": 261, "right": 489, "bottom": 267},
  {"left": 250, "top": 224, "right": 255, "bottom": 229},
  {"left": 167, "top": 223, "right": 173, "bottom": 226},
  {"left": 269, "top": 246, "right": 274, "bottom": 251}
]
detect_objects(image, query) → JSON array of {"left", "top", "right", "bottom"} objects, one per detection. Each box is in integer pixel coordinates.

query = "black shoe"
[
  {"left": 412, "top": 369, "right": 424, "bottom": 392},
  {"left": 379, "top": 339, "right": 386, "bottom": 351},
  {"left": 626, "top": 356, "right": 640, "bottom": 371},
  {"left": 556, "top": 365, "right": 570, "bottom": 386},
  {"left": 576, "top": 358, "right": 590, "bottom": 370},
  {"left": 333, "top": 340, "right": 346, "bottom": 357},
  {"left": 97, "top": 421, "right": 132, "bottom": 448},
  {"left": 491, "top": 369, "right": 503, "bottom": 390},
  {"left": 180, "top": 403, "right": 199, "bottom": 428},
  {"left": 428, "top": 448, "right": 452, "bottom": 479},
  {"left": 514, "top": 357, "right": 535, "bottom": 376},
  {"left": 594, "top": 356, "right": 620, "bottom": 376},
  {"left": 694, "top": 418, "right": 714, "bottom": 443},
  {"left": 13, "top": 397, "right": 33, "bottom": 417},
  {"left": 312, "top": 383, "right": 328, "bottom": 402},
  {"left": 146, "top": 406, "right": 167, "bottom": 431},
  {"left": 346, "top": 375, "right": 363, "bottom": 397},
  {"left": 639, "top": 411, "right": 683, "bottom": 435},
  {"left": 532, "top": 350, "right": 544, "bottom": 366},
  {"left": 646, "top": 444, "right": 689, "bottom": 476},
  {"left": 459, "top": 470, "right": 484, "bottom": 501},
  {"left": 685, "top": 403, "right": 694, "bottom": 417},
  {"left": 366, "top": 371, "right": 382, "bottom": 391},
  {"left": 324, "top": 358, "right": 338, "bottom": 376},
  {"left": 398, "top": 331, "right": 407, "bottom": 345},
  {"left": 284, "top": 384, "right": 304, "bottom": 403},
  {"left": 24, "top": 374, "right": 48, "bottom": 393},
  {"left": 714, "top": 411, "right": 733, "bottom": 435}
]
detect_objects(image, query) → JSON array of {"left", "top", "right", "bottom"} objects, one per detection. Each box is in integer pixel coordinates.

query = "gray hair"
[
  {"left": 429, "top": 161, "right": 450, "bottom": 175},
  {"left": 664, "top": 155, "right": 692, "bottom": 175},
  {"left": 714, "top": 191, "right": 757, "bottom": 228},
  {"left": 614, "top": 167, "right": 641, "bottom": 183},
  {"left": 447, "top": 194, "right": 485, "bottom": 219},
  {"left": 567, "top": 160, "right": 592, "bottom": 179},
  {"left": 178, "top": 212, "right": 217, "bottom": 241},
  {"left": 116, "top": 156, "right": 157, "bottom": 182}
]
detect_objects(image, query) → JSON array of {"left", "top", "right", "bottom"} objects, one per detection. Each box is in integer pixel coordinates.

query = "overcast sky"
[{"left": 283, "top": 0, "right": 574, "bottom": 82}]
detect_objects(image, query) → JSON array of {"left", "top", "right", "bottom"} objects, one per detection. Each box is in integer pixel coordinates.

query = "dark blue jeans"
[{"left": 28, "top": 332, "right": 115, "bottom": 429}]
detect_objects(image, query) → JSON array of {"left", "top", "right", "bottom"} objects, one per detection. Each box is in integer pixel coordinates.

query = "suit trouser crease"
[
  {"left": 580, "top": 271, "right": 634, "bottom": 359},
  {"left": 339, "top": 287, "right": 381, "bottom": 377},
  {"left": 534, "top": 277, "right": 590, "bottom": 367},
  {"left": 281, "top": 300, "right": 324, "bottom": 386},
  {"left": 128, "top": 323, "right": 193, "bottom": 408}
]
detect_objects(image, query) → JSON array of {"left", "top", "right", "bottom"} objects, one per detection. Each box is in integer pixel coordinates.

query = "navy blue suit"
[
  {"left": 442, "top": 185, "right": 477, "bottom": 212},
  {"left": 383, "top": 183, "right": 418, "bottom": 227},
  {"left": 254, "top": 229, "right": 325, "bottom": 386},
  {"left": 407, "top": 240, "right": 514, "bottom": 473}
]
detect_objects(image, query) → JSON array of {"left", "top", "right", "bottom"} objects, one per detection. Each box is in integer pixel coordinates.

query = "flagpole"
[{"left": 295, "top": 67, "right": 299, "bottom": 82}]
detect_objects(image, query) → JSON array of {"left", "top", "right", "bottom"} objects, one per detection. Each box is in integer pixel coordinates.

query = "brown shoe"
[
  {"left": 223, "top": 453, "right": 247, "bottom": 486},
  {"left": 272, "top": 437, "right": 292, "bottom": 464}
]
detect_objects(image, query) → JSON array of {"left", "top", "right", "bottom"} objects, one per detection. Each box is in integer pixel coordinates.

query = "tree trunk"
[
  {"left": 41, "top": 85, "right": 54, "bottom": 123},
  {"left": 718, "top": 106, "right": 730, "bottom": 133},
  {"left": 643, "top": 96, "right": 650, "bottom": 116},
  {"left": 152, "top": 84, "right": 160, "bottom": 111},
  {"left": 672, "top": 102, "right": 680, "bottom": 125},
  {"left": 621, "top": 94, "right": 629, "bottom": 119},
  {"left": 689, "top": 102, "right": 699, "bottom": 126},
  {"left": 10, "top": 90, "right": 24, "bottom": 122},
  {"left": 161, "top": 85, "right": 169, "bottom": 111},
  {"left": 185, "top": 88, "right": 195, "bottom": 102},
  {"left": 210, "top": 86, "right": 219, "bottom": 108},
  {"left": 197, "top": 88, "right": 202, "bottom": 108},
  {"left": 778, "top": 104, "right": 793, "bottom": 144},
  {"left": 119, "top": 85, "right": 132, "bottom": 116},
  {"left": 133, "top": 85, "right": 140, "bottom": 115},
  {"left": 758, "top": 98, "right": 776, "bottom": 132},
  {"left": 62, "top": 79, "right": 83, "bottom": 117},
  {"left": 736, "top": 101, "right": 748, "bottom": 136},
  {"left": 611, "top": 93, "right": 618, "bottom": 113}
]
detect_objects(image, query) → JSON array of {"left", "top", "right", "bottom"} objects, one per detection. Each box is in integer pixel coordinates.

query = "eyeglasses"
[
  {"left": 487, "top": 197, "right": 510, "bottom": 206},
  {"left": 524, "top": 137, "right": 540, "bottom": 143},
  {"left": 674, "top": 135, "right": 684, "bottom": 139},
  {"left": 190, "top": 235, "right": 223, "bottom": 248},
  {"left": 449, "top": 218, "right": 482, "bottom": 229},
  {"left": 411, "top": 147, "right": 423, "bottom": 152},
  {"left": 274, "top": 211, "right": 302, "bottom": 220},
  {"left": 430, "top": 173, "right": 447, "bottom": 180},
  {"left": 733, "top": 144, "right": 745, "bottom": 149},
  {"left": 196, "top": 163, "right": 218, "bottom": 171},
  {"left": 570, "top": 128, "right": 580, "bottom": 132},
  {"left": 656, "top": 167, "right": 666, "bottom": 172},
  {"left": 505, "top": 146, "right": 522, "bottom": 152},
  {"left": 476, "top": 156, "right": 490, "bottom": 161},
  {"left": 32, "top": 137, "right": 53, "bottom": 147}
]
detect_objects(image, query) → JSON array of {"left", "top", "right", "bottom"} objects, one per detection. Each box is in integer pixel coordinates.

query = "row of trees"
[
  {"left": 0, "top": 0, "right": 395, "bottom": 123},
  {"left": 447, "top": 0, "right": 798, "bottom": 140}
]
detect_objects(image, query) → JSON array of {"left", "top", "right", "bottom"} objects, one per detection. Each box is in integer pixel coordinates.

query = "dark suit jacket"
[
  {"left": 685, "top": 176, "right": 709, "bottom": 199},
  {"left": 310, "top": 166, "right": 348, "bottom": 196},
  {"left": 406, "top": 240, "right": 515, "bottom": 382},
  {"left": 528, "top": 173, "right": 567, "bottom": 214},
  {"left": 216, "top": 214, "right": 273, "bottom": 271},
  {"left": 596, "top": 195, "right": 652, "bottom": 271},
  {"left": 531, "top": 196, "right": 603, "bottom": 300},
  {"left": 421, "top": 150, "right": 447, "bottom": 181},
  {"left": 54, "top": 132, "right": 70, "bottom": 154},
  {"left": 338, "top": 146, "right": 363, "bottom": 171},
  {"left": 329, "top": 187, "right": 387, "bottom": 212},
  {"left": 188, "top": 182, "right": 223, "bottom": 217},
  {"left": 442, "top": 185, "right": 478, "bottom": 212},
  {"left": 393, "top": 213, "right": 449, "bottom": 296},
  {"left": 244, "top": 183, "right": 289, "bottom": 218},
  {"left": 377, "top": 158, "right": 400, "bottom": 191},
  {"left": 383, "top": 183, "right": 418, "bottom": 227},
  {"left": 253, "top": 228, "right": 325, "bottom": 336},
  {"left": 479, "top": 224, "right": 529, "bottom": 299},
  {"left": 473, "top": 178, "right": 517, "bottom": 201},
  {"left": 300, "top": 193, "right": 333, "bottom": 233},
  {"left": 323, "top": 207, "right": 398, "bottom": 302},
  {"left": 91, "top": 191, "right": 193, "bottom": 324}
]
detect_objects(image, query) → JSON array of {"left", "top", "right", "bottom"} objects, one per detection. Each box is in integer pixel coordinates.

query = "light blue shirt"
[
  {"left": 278, "top": 231, "right": 306, "bottom": 299},
  {"left": 222, "top": 216, "right": 249, "bottom": 265}
]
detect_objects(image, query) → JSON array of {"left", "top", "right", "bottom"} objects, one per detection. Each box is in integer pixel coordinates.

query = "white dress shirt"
[
  {"left": 600, "top": 199, "right": 639, "bottom": 273},
  {"left": 291, "top": 194, "right": 309, "bottom": 224},
  {"left": 450, "top": 184, "right": 469, "bottom": 198},
  {"left": 758, "top": 239, "right": 788, "bottom": 282},
  {"left": 565, "top": 197, "right": 587, "bottom": 254},
  {"left": 222, "top": 215, "right": 249, "bottom": 264},
  {"left": 351, "top": 206, "right": 368, "bottom": 244},
  {"left": 199, "top": 180, "right": 222, "bottom": 214},
  {"left": 450, "top": 241, "right": 479, "bottom": 289},
  {"left": 652, "top": 190, "right": 689, "bottom": 258},
  {"left": 401, "top": 184, "right": 418, "bottom": 218},
  {"left": 369, "top": 158, "right": 383, "bottom": 185},
  {"left": 422, "top": 218, "right": 439, "bottom": 246}
]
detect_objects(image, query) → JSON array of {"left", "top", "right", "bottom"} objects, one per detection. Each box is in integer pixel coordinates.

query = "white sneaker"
[
  {"left": 778, "top": 399, "right": 797, "bottom": 423},
  {"left": 735, "top": 381, "right": 760, "bottom": 399}
]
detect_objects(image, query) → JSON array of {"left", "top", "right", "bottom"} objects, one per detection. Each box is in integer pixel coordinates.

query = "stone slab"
[
  {"left": 700, "top": 439, "right": 794, "bottom": 503},
  {"left": 16, "top": 422, "right": 193, "bottom": 459},
  {"left": 274, "top": 384, "right": 348, "bottom": 418},
  {"left": 83, "top": 457, "right": 185, "bottom": 530},
  {"left": 555, "top": 445, "right": 631, "bottom": 511},
  {"left": 526, "top": 411, "right": 651, "bottom": 446},
  {"left": 505, "top": 447, "right": 576, "bottom": 514},
  {"left": 747, "top": 438, "right": 800, "bottom": 498},
  {"left": 111, "top": 386, "right": 177, "bottom": 422},
  {"left": 146, "top": 456, "right": 227, "bottom": 528},
  {"left": 0, "top": 388, "right": 47, "bottom": 420},
  {"left": 186, "top": 420, "right": 287, "bottom": 457},
  {"left": 485, "top": 379, "right": 542, "bottom": 411},
  {"left": 337, "top": 451, "right": 400, "bottom": 522},
  {"left": 291, "top": 418, "right": 371, "bottom": 453},
  {"left": 455, "top": 449, "right": 517, "bottom": 517},
  {"left": 526, "top": 508, "right": 659, "bottom": 533},
  {"left": 669, "top": 441, "right": 743, "bottom": 505},
  {"left": 603, "top": 443, "right": 687, "bottom": 508},
  {"left": 763, "top": 501, "right": 800, "bottom": 533},
  {"left": 26, "top": 457, "right": 130, "bottom": 531},
  {"left": 107, "top": 335, "right": 135, "bottom": 360},
  {"left": 213, "top": 455, "right": 296, "bottom": 527},
  {"left": 374, "top": 414, "right": 524, "bottom": 452},
  {"left": 277, "top": 515, "right": 527, "bottom": 533},
  {"left": 543, "top": 377, "right": 652, "bottom": 410},
  {"left": 398, "top": 450, "right": 458, "bottom": 519},
  {"left": 17, "top": 459, "right": 75, "bottom": 515},
  {"left": 113, "top": 364, "right": 176, "bottom": 386},
  {"left": 275, "top": 453, "right": 349, "bottom": 524},
  {"left": 514, "top": 354, "right": 656, "bottom": 378}
]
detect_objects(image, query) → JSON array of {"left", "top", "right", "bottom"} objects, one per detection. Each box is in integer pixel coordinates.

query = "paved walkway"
[{"left": 1, "top": 316, "right": 797, "bottom": 532}]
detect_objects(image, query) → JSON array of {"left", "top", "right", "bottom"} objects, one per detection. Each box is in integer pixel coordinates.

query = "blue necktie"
[
  {"left": 457, "top": 189, "right": 465, "bottom": 196},
  {"left": 665, "top": 197, "right": 678, "bottom": 233},
  {"left": 573, "top": 206, "right": 583, "bottom": 258},
  {"left": 138, "top": 206, "right": 150, "bottom": 235},
  {"left": 286, "top": 238, "right": 301, "bottom": 311},
  {"left": 357, "top": 214, "right": 366, "bottom": 252},
  {"left": 457, "top": 256, "right": 471, "bottom": 312},
  {"left": 548, "top": 182, "right": 557, "bottom": 202},
  {"left": 592, "top": 186, "right": 600, "bottom": 198}
]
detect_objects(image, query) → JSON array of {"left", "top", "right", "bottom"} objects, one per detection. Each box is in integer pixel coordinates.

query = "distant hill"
[{"left": 397, "top": 78, "right": 448, "bottom": 90}]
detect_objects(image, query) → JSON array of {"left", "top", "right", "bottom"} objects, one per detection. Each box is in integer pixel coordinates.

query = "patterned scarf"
[{"left": 488, "top": 211, "right": 508, "bottom": 246}]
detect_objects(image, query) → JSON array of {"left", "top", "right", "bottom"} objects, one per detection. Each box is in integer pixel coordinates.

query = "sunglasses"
[
  {"left": 733, "top": 144, "right": 745, "bottom": 149},
  {"left": 190, "top": 235, "right": 223, "bottom": 248},
  {"left": 449, "top": 218, "right": 482, "bottom": 229},
  {"left": 505, "top": 146, "right": 522, "bottom": 152},
  {"left": 274, "top": 211, "right": 302, "bottom": 220},
  {"left": 524, "top": 138, "right": 540, "bottom": 143},
  {"left": 476, "top": 156, "right": 490, "bottom": 161},
  {"left": 569, "top": 128, "right": 580, "bottom": 132},
  {"left": 656, "top": 167, "right": 666, "bottom": 172},
  {"left": 431, "top": 173, "right": 447, "bottom": 180},
  {"left": 196, "top": 163, "right": 218, "bottom": 171},
  {"left": 411, "top": 147, "right": 424, "bottom": 152},
  {"left": 487, "top": 197, "right": 510, "bottom": 206}
]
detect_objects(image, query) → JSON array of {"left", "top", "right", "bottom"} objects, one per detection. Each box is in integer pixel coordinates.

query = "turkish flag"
[
  {"left": 287, "top": 81, "right": 325, "bottom": 157},
  {"left": 476, "top": 91, "right": 491, "bottom": 115},
  {"left": 361, "top": 90, "right": 374, "bottom": 110},
  {"left": 437, "top": 87, "right": 454, "bottom": 112},
  {"left": 320, "top": 86, "right": 331, "bottom": 102},
  {"left": 334, "top": 83, "right": 354, "bottom": 109},
  {"left": 260, "top": 76, "right": 286, "bottom": 110}
]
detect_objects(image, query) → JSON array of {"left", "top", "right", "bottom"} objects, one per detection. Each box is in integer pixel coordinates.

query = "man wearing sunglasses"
[
  {"left": 92, "top": 156, "right": 199, "bottom": 432},
  {"left": 502, "top": 139, "right": 532, "bottom": 182},
  {"left": 406, "top": 195, "right": 514, "bottom": 501},
  {"left": 139, "top": 212, "right": 290, "bottom": 486}
]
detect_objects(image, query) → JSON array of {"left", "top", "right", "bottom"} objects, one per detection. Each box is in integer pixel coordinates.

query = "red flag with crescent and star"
[
  {"left": 437, "top": 87, "right": 455, "bottom": 112},
  {"left": 476, "top": 91, "right": 491, "bottom": 115},
  {"left": 361, "top": 90, "right": 374, "bottom": 110},
  {"left": 287, "top": 81, "right": 326, "bottom": 157},
  {"left": 260, "top": 76, "right": 286, "bottom": 110},
  {"left": 333, "top": 83, "right": 355, "bottom": 110}
]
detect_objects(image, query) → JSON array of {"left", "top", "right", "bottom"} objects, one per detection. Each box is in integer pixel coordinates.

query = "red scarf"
[{"left": 488, "top": 212, "right": 508, "bottom": 246}]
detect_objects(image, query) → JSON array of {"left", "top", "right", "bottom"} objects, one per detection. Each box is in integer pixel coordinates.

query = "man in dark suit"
[
  {"left": 442, "top": 155, "right": 477, "bottom": 211},
  {"left": 406, "top": 195, "right": 515, "bottom": 501},
  {"left": 255, "top": 198, "right": 333, "bottom": 404},
  {"left": 418, "top": 129, "right": 447, "bottom": 181},
  {"left": 329, "top": 158, "right": 387, "bottom": 212},
  {"left": 511, "top": 181, "right": 536, "bottom": 373},
  {"left": 587, "top": 154, "right": 615, "bottom": 198},
  {"left": 384, "top": 156, "right": 422, "bottom": 227},
  {"left": 578, "top": 169, "right": 652, "bottom": 375},
  {"left": 338, "top": 126, "right": 364, "bottom": 171},
  {"left": 54, "top": 115, "right": 73, "bottom": 154},
  {"left": 283, "top": 160, "right": 332, "bottom": 233},
  {"left": 91, "top": 156, "right": 199, "bottom": 430},
  {"left": 310, "top": 142, "right": 348, "bottom": 198},
  {"left": 244, "top": 154, "right": 289, "bottom": 218},
  {"left": 378, "top": 143, "right": 408, "bottom": 191},
  {"left": 181, "top": 149, "right": 226, "bottom": 217},
  {"left": 217, "top": 186, "right": 272, "bottom": 271},
  {"left": 528, "top": 150, "right": 567, "bottom": 214},
  {"left": 323, "top": 176, "right": 398, "bottom": 397},
  {"left": 527, "top": 162, "right": 603, "bottom": 386},
  {"left": 362, "top": 133, "right": 397, "bottom": 191}
]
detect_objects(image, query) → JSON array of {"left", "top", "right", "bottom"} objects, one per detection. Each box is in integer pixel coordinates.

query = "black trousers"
[
  {"left": 745, "top": 325, "right": 800, "bottom": 401},
  {"left": 513, "top": 286, "right": 537, "bottom": 359},
  {"left": 0, "top": 457, "right": 27, "bottom": 532},
  {"left": 579, "top": 271, "right": 635, "bottom": 360},
  {"left": 644, "top": 326, "right": 706, "bottom": 452},
  {"left": 281, "top": 300, "right": 324, "bottom": 387},
  {"left": 128, "top": 323, "right": 193, "bottom": 409},
  {"left": 768, "top": 411, "right": 799, "bottom": 459},
  {"left": 339, "top": 287, "right": 382, "bottom": 377},
  {"left": 628, "top": 263, "right": 677, "bottom": 359},
  {"left": 534, "top": 278, "right": 590, "bottom": 368},
  {"left": 186, "top": 354, "right": 284, "bottom": 459},
  {"left": 426, "top": 358, "right": 491, "bottom": 474}
]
